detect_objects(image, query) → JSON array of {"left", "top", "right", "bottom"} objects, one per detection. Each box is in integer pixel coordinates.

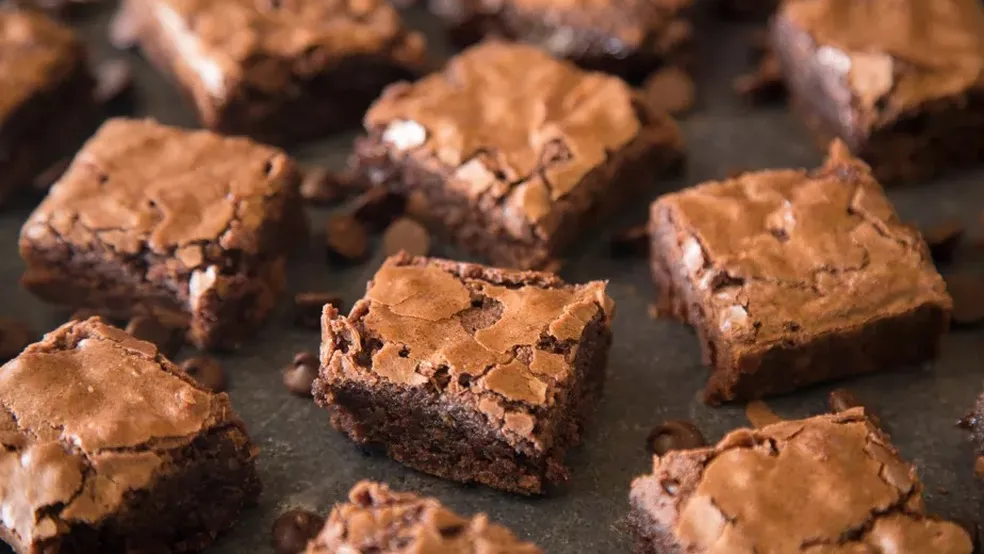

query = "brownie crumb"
[
  {"left": 294, "top": 292, "right": 344, "bottom": 330},
  {"left": 733, "top": 50, "right": 786, "bottom": 105},
  {"left": 325, "top": 214, "right": 369, "bottom": 263},
  {"left": 922, "top": 219, "right": 965, "bottom": 265},
  {"left": 350, "top": 187, "right": 405, "bottom": 230},
  {"left": 609, "top": 224, "right": 649, "bottom": 258},
  {"left": 271, "top": 509, "right": 325, "bottom": 554},
  {"left": 382, "top": 217, "right": 430, "bottom": 257},
  {"left": 284, "top": 352, "right": 319, "bottom": 397},
  {"left": 641, "top": 66, "right": 695, "bottom": 115},
  {"left": 180, "top": 356, "right": 227, "bottom": 393},
  {"left": 94, "top": 59, "right": 135, "bottom": 113},
  {"left": 744, "top": 400, "right": 781, "bottom": 428},
  {"left": 826, "top": 388, "right": 883, "bottom": 429},
  {"left": 646, "top": 420, "right": 705, "bottom": 456},
  {"left": 125, "top": 315, "right": 183, "bottom": 358},
  {"left": 0, "top": 318, "right": 33, "bottom": 362},
  {"left": 946, "top": 273, "right": 984, "bottom": 327}
]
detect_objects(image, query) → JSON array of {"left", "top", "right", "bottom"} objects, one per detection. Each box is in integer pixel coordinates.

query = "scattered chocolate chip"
[
  {"left": 32, "top": 158, "right": 71, "bottom": 192},
  {"left": 283, "top": 352, "right": 320, "bottom": 397},
  {"left": 94, "top": 59, "right": 135, "bottom": 113},
  {"left": 828, "top": 388, "right": 883, "bottom": 428},
  {"left": 350, "top": 187, "right": 405, "bottom": 230},
  {"left": 324, "top": 214, "right": 369, "bottom": 263},
  {"left": 610, "top": 225, "right": 649, "bottom": 258},
  {"left": 271, "top": 509, "right": 325, "bottom": 554},
  {"left": 733, "top": 51, "right": 786, "bottom": 105},
  {"left": 946, "top": 272, "right": 984, "bottom": 327},
  {"left": 125, "top": 315, "right": 183, "bottom": 358},
  {"left": 921, "top": 219, "right": 965, "bottom": 265},
  {"left": 382, "top": 217, "right": 430, "bottom": 257},
  {"left": 0, "top": 318, "right": 33, "bottom": 362},
  {"left": 646, "top": 420, "right": 706, "bottom": 456},
  {"left": 641, "top": 66, "right": 695, "bottom": 115},
  {"left": 299, "top": 166, "right": 348, "bottom": 205},
  {"left": 109, "top": 2, "right": 140, "bottom": 49},
  {"left": 744, "top": 400, "right": 781, "bottom": 428},
  {"left": 180, "top": 356, "right": 227, "bottom": 393},
  {"left": 293, "top": 292, "right": 343, "bottom": 330}
]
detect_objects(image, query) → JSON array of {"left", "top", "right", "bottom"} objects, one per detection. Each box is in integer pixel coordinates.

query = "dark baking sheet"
[{"left": 3, "top": 3, "right": 984, "bottom": 553}]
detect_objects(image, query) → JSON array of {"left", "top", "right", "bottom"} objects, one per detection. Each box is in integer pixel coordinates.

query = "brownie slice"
[
  {"left": 306, "top": 481, "right": 542, "bottom": 552},
  {"left": 0, "top": 317, "right": 260, "bottom": 553},
  {"left": 427, "top": 0, "right": 693, "bottom": 80},
  {"left": 0, "top": 7, "right": 100, "bottom": 206},
  {"left": 124, "top": 0, "right": 427, "bottom": 145},
  {"left": 629, "top": 409, "right": 973, "bottom": 553},
  {"left": 354, "top": 41, "right": 684, "bottom": 270},
  {"left": 19, "top": 117, "right": 305, "bottom": 350},
  {"left": 649, "top": 141, "right": 951, "bottom": 403},
  {"left": 314, "top": 252, "right": 614, "bottom": 495},
  {"left": 772, "top": 0, "right": 984, "bottom": 183}
]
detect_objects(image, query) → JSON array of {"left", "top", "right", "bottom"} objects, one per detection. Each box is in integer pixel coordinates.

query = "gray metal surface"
[{"left": 3, "top": 3, "right": 984, "bottom": 552}]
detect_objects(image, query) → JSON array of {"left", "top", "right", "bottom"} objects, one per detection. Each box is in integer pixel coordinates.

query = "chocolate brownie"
[
  {"left": 427, "top": 0, "right": 693, "bottom": 80},
  {"left": 19, "top": 118, "right": 305, "bottom": 350},
  {"left": 772, "top": 0, "right": 984, "bottom": 183},
  {"left": 0, "top": 317, "right": 260, "bottom": 553},
  {"left": 0, "top": 7, "right": 99, "bottom": 207},
  {"left": 123, "top": 0, "right": 427, "bottom": 144},
  {"left": 354, "top": 41, "right": 684, "bottom": 270},
  {"left": 649, "top": 141, "right": 951, "bottom": 403},
  {"left": 306, "top": 481, "right": 542, "bottom": 552},
  {"left": 314, "top": 252, "right": 614, "bottom": 495},
  {"left": 629, "top": 409, "right": 973, "bottom": 553}
]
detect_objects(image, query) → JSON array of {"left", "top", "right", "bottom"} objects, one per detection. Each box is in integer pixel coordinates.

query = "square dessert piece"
[
  {"left": 0, "top": 8, "right": 100, "bottom": 206},
  {"left": 0, "top": 317, "right": 260, "bottom": 553},
  {"left": 19, "top": 117, "right": 304, "bottom": 350},
  {"left": 314, "top": 253, "right": 614, "bottom": 495},
  {"left": 772, "top": 0, "right": 984, "bottom": 183},
  {"left": 629, "top": 409, "right": 974, "bottom": 553},
  {"left": 649, "top": 141, "right": 951, "bottom": 403},
  {"left": 306, "top": 481, "right": 542, "bottom": 552},
  {"left": 354, "top": 41, "right": 684, "bottom": 270},
  {"left": 123, "top": 0, "right": 427, "bottom": 144},
  {"left": 427, "top": 0, "right": 693, "bottom": 79}
]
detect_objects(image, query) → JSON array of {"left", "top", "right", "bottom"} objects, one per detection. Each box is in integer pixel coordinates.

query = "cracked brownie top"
[
  {"left": 0, "top": 317, "right": 249, "bottom": 548},
  {"left": 650, "top": 140, "right": 950, "bottom": 348},
  {"left": 319, "top": 253, "right": 612, "bottom": 452},
  {"left": 307, "top": 481, "right": 542, "bottom": 553},
  {"left": 630, "top": 408, "right": 973, "bottom": 553}
]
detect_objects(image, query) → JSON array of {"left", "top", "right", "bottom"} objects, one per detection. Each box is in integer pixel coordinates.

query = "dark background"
[{"left": 2, "top": 2, "right": 983, "bottom": 552}]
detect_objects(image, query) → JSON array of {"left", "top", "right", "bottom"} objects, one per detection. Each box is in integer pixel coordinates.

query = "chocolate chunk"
[
  {"left": 271, "top": 509, "right": 325, "bottom": 554},
  {"left": 641, "top": 66, "right": 695, "bottom": 115},
  {"left": 350, "top": 187, "right": 405, "bottom": 230},
  {"left": 609, "top": 224, "right": 649, "bottom": 258},
  {"left": 744, "top": 400, "right": 781, "bottom": 428},
  {"left": 946, "top": 272, "right": 984, "bottom": 327},
  {"left": 733, "top": 51, "right": 786, "bottom": 105},
  {"left": 32, "top": 158, "right": 72, "bottom": 192},
  {"left": 294, "top": 292, "right": 344, "bottom": 330},
  {"left": 324, "top": 214, "right": 369, "bottom": 263},
  {"left": 828, "top": 388, "right": 883, "bottom": 428},
  {"left": 646, "top": 420, "right": 706, "bottom": 456},
  {"left": 125, "top": 315, "right": 183, "bottom": 358},
  {"left": 299, "top": 166, "right": 343, "bottom": 205},
  {"left": 283, "top": 352, "right": 319, "bottom": 397},
  {"left": 382, "top": 217, "right": 430, "bottom": 257},
  {"left": 180, "top": 356, "right": 227, "bottom": 393},
  {"left": 0, "top": 318, "right": 33, "bottom": 362},
  {"left": 922, "top": 219, "right": 965, "bottom": 265},
  {"left": 94, "top": 59, "right": 135, "bottom": 113}
]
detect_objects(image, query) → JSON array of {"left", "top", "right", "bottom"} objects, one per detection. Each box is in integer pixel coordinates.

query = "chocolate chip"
[
  {"left": 94, "top": 59, "right": 135, "bottom": 113},
  {"left": 293, "top": 292, "right": 344, "bottom": 330},
  {"left": 125, "top": 315, "right": 183, "bottom": 358},
  {"left": 382, "top": 217, "right": 430, "bottom": 257},
  {"left": 180, "top": 356, "right": 227, "bottom": 393},
  {"left": 0, "top": 318, "right": 33, "bottom": 362},
  {"left": 828, "top": 388, "right": 882, "bottom": 427},
  {"left": 946, "top": 272, "right": 984, "bottom": 327},
  {"left": 646, "top": 420, "right": 706, "bottom": 456},
  {"left": 641, "top": 66, "right": 695, "bottom": 115},
  {"left": 299, "top": 166, "right": 344, "bottom": 205},
  {"left": 32, "top": 158, "right": 71, "bottom": 192},
  {"left": 921, "top": 219, "right": 965, "bottom": 265},
  {"left": 610, "top": 225, "right": 649, "bottom": 258},
  {"left": 350, "top": 188, "right": 405, "bottom": 230},
  {"left": 324, "top": 214, "right": 368, "bottom": 263},
  {"left": 283, "top": 352, "right": 319, "bottom": 397},
  {"left": 733, "top": 51, "right": 786, "bottom": 105},
  {"left": 271, "top": 509, "right": 325, "bottom": 554}
]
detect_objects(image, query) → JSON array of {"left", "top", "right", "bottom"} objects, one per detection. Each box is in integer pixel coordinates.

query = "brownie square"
[
  {"left": 649, "top": 141, "right": 951, "bottom": 404},
  {"left": 772, "top": 0, "right": 984, "bottom": 183},
  {"left": 19, "top": 117, "right": 305, "bottom": 350},
  {"left": 0, "top": 317, "right": 260, "bottom": 553},
  {"left": 427, "top": 0, "right": 693, "bottom": 80},
  {"left": 124, "top": 0, "right": 427, "bottom": 144},
  {"left": 314, "top": 252, "right": 614, "bottom": 495},
  {"left": 354, "top": 41, "right": 684, "bottom": 270},
  {"left": 306, "top": 481, "right": 542, "bottom": 552},
  {"left": 629, "top": 409, "right": 973, "bottom": 553},
  {"left": 0, "top": 8, "right": 100, "bottom": 206}
]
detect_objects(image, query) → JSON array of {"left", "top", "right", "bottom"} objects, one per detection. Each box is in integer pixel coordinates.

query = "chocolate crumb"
[
  {"left": 946, "top": 272, "right": 984, "bottom": 327},
  {"left": 125, "top": 315, "right": 183, "bottom": 358},
  {"left": 646, "top": 420, "right": 706, "bottom": 456},
  {"left": 921, "top": 219, "right": 965, "bottom": 265},
  {"left": 180, "top": 356, "right": 227, "bottom": 393},
  {"left": 324, "top": 214, "right": 369, "bottom": 263},
  {"left": 610, "top": 225, "right": 649, "bottom": 258},
  {"left": 641, "top": 66, "right": 695, "bottom": 115},
  {"left": 734, "top": 51, "right": 786, "bottom": 105},
  {"left": 293, "top": 292, "right": 344, "bottom": 330},
  {"left": 382, "top": 217, "right": 430, "bottom": 257},
  {"left": 283, "top": 352, "right": 320, "bottom": 397},
  {"left": 350, "top": 187, "right": 405, "bottom": 230},
  {"left": 744, "top": 400, "right": 781, "bottom": 428},
  {"left": 0, "top": 318, "right": 33, "bottom": 362},
  {"left": 271, "top": 509, "right": 325, "bottom": 554},
  {"left": 828, "top": 388, "right": 882, "bottom": 427}
]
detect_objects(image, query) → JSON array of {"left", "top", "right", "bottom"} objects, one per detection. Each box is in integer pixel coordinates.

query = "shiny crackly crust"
[
  {"left": 629, "top": 409, "right": 973, "bottom": 553},
  {"left": 306, "top": 481, "right": 542, "bottom": 552},
  {"left": 0, "top": 318, "right": 260, "bottom": 553}
]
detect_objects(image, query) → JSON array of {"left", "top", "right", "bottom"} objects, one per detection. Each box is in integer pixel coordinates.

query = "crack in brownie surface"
[{"left": 629, "top": 409, "right": 973, "bottom": 553}]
